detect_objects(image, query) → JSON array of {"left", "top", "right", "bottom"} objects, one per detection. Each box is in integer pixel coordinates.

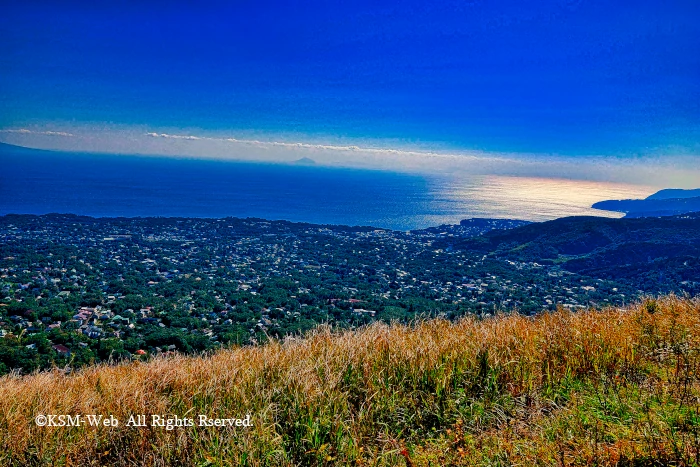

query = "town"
[{"left": 0, "top": 214, "right": 659, "bottom": 374}]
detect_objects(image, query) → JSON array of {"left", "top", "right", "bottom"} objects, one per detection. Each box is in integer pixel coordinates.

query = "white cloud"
[
  {"left": 0, "top": 128, "right": 74, "bottom": 137},
  {"left": 145, "top": 132, "right": 200, "bottom": 140},
  {"left": 145, "top": 131, "right": 486, "bottom": 163}
]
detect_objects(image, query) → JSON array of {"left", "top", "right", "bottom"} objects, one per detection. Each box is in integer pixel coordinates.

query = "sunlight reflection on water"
[{"left": 421, "top": 175, "right": 655, "bottom": 224}]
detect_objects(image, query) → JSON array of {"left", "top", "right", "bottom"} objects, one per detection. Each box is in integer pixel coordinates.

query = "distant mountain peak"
[
  {"left": 646, "top": 188, "right": 700, "bottom": 200},
  {"left": 592, "top": 188, "right": 700, "bottom": 218},
  {"left": 292, "top": 157, "right": 316, "bottom": 165}
]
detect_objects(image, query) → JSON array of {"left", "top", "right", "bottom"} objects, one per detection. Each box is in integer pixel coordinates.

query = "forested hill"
[{"left": 440, "top": 212, "right": 700, "bottom": 290}]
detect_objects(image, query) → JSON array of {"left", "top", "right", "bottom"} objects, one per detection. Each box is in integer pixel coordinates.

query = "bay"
[{"left": 0, "top": 146, "right": 651, "bottom": 230}]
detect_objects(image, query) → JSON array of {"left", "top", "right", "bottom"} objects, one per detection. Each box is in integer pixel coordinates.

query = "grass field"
[{"left": 1, "top": 296, "right": 698, "bottom": 466}]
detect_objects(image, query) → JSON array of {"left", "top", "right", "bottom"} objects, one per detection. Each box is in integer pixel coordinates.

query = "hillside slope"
[
  {"left": 444, "top": 212, "right": 700, "bottom": 292},
  {"left": 1, "top": 296, "right": 698, "bottom": 466}
]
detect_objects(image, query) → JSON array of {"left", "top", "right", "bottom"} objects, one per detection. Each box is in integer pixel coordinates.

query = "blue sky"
[{"left": 1, "top": 0, "right": 699, "bottom": 161}]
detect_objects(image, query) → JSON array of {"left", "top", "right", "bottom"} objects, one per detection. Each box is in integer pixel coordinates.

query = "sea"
[{"left": 0, "top": 147, "right": 653, "bottom": 230}]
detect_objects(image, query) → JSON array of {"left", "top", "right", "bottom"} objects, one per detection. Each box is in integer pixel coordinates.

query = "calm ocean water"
[{"left": 0, "top": 147, "right": 652, "bottom": 230}]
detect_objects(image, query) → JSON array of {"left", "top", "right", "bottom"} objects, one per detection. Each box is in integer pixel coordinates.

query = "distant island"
[
  {"left": 292, "top": 157, "right": 316, "bottom": 165},
  {"left": 593, "top": 188, "right": 700, "bottom": 218}
]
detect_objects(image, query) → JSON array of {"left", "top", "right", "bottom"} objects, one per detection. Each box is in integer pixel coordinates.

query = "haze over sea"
[{"left": 0, "top": 146, "right": 652, "bottom": 231}]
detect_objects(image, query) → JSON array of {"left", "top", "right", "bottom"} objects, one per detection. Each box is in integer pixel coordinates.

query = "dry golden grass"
[{"left": 1, "top": 296, "right": 699, "bottom": 466}]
